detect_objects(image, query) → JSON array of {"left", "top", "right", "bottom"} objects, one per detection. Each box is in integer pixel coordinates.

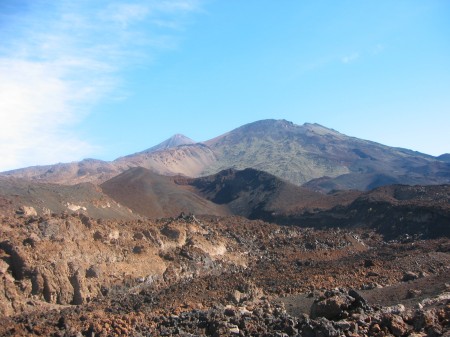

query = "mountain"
[
  {"left": 100, "top": 167, "right": 229, "bottom": 218},
  {"left": 184, "top": 168, "right": 359, "bottom": 220},
  {"left": 129, "top": 134, "right": 195, "bottom": 154},
  {"left": 0, "top": 158, "right": 119, "bottom": 185},
  {"left": 99, "top": 167, "right": 360, "bottom": 220},
  {"left": 3, "top": 119, "right": 450, "bottom": 191},
  {"left": 202, "top": 120, "right": 450, "bottom": 191}
]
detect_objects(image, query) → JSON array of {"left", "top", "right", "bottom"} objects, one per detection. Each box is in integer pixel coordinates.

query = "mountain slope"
[
  {"left": 437, "top": 153, "right": 450, "bottom": 163},
  {"left": 100, "top": 167, "right": 360, "bottom": 220},
  {"left": 280, "top": 184, "right": 450, "bottom": 239},
  {"left": 114, "top": 143, "right": 217, "bottom": 178},
  {"left": 0, "top": 159, "right": 119, "bottom": 185},
  {"left": 183, "top": 168, "right": 357, "bottom": 220},
  {"left": 100, "top": 167, "right": 230, "bottom": 218},
  {"left": 203, "top": 119, "right": 449, "bottom": 190},
  {"left": 0, "top": 176, "right": 137, "bottom": 219}
]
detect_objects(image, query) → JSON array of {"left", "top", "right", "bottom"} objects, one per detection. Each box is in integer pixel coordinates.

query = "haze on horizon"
[{"left": 1, "top": 0, "right": 449, "bottom": 172}]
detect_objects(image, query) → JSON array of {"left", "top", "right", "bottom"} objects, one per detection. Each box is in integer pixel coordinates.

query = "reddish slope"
[{"left": 100, "top": 167, "right": 230, "bottom": 218}]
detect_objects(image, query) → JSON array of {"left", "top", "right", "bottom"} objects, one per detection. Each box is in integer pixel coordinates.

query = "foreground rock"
[{"left": 0, "top": 212, "right": 448, "bottom": 336}]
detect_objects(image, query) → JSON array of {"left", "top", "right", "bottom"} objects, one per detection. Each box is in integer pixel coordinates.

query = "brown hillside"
[{"left": 100, "top": 167, "right": 230, "bottom": 218}]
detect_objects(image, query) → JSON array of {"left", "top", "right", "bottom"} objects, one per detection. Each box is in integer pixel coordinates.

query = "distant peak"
[
  {"left": 171, "top": 133, "right": 191, "bottom": 139},
  {"left": 139, "top": 134, "right": 196, "bottom": 154}
]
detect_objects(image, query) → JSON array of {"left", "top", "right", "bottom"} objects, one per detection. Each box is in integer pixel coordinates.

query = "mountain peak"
[
  {"left": 437, "top": 153, "right": 450, "bottom": 162},
  {"left": 141, "top": 134, "right": 196, "bottom": 154}
]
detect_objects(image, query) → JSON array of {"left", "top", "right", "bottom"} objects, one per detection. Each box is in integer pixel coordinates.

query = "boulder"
[
  {"left": 382, "top": 314, "right": 409, "bottom": 337},
  {"left": 16, "top": 206, "right": 37, "bottom": 217},
  {"left": 311, "top": 294, "right": 353, "bottom": 320}
]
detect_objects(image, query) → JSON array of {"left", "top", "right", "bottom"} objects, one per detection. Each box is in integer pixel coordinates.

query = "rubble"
[{"left": 0, "top": 212, "right": 448, "bottom": 336}]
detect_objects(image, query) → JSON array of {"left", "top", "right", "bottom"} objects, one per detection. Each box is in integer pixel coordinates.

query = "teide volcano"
[{"left": 3, "top": 119, "right": 450, "bottom": 191}]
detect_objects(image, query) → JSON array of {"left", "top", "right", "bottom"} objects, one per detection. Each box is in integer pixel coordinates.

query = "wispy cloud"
[
  {"left": 0, "top": 0, "right": 202, "bottom": 171},
  {"left": 341, "top": 52, "right": 360, "bottom": 64},
  {"left": 372, "top": 43, "right": 385, "bottom": 54}
]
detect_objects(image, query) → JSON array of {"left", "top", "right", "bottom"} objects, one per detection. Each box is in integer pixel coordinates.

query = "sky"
[{"left": 1, "top": 0, "right": 449, "bottom": 171}]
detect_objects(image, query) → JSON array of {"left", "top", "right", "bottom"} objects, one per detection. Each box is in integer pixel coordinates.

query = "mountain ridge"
[
  {"left": 2, "top": 119, "right": 449, "bottom": 191},
  {"left": 122, "top": 133, "right": 196, "bottom": 157}
]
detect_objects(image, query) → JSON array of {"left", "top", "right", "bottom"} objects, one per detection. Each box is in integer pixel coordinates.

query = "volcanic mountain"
[
  {"left": 136, "top": 134, "right": 195, "bottom": 154},
  {"left": 3, "top": 119, "right": 450, "bottom": 191},
  {"left": 99, "top": 167, "right": 230, "bottom": 218},
  {"left": 99, "top": 167, "right": 360, "bottom": 220}
]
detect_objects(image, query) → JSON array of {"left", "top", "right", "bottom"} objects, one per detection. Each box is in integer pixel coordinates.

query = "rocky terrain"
[
  {"left": 278, "top": 184, "right": 450, "bottom": 240},
  {"left": 3, "top": 120, "right": 450, "bottom": 190},
  {"left": 0, "top": 176, "right": 138, "bottom": 220},
  {"left": 0, "top": 209, "right": 448, "bottom": 336}
]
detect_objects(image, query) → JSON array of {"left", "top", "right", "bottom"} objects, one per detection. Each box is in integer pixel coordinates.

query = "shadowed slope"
[
  {"left": 184, "top": 168, "right": 358, "bottom": 220},
  {"left": 281, "top": 184, "right": 450, "bottom": 239}
]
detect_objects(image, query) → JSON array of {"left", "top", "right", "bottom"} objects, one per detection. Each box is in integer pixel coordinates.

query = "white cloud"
[
  {"left": 0, "top": 0, "right": 203, "bottom": 172},
  {"left": 101, "top": 3, "right": 150, "bottom": 28},
  {"left": 341, "top": 52, "right": 360, "bottom": 64},
  {"left": 0, "top": 58, "right": 100, "bottom": 171}
]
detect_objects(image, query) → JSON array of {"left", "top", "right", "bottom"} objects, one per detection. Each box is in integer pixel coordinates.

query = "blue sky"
[{"left": 1, "top": 0, "right": 449, "bottom": 171}]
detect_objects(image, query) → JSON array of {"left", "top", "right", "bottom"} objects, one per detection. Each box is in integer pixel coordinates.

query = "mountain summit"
[{"left": 135, "top": 134, "right": 196, "bottom": 154}]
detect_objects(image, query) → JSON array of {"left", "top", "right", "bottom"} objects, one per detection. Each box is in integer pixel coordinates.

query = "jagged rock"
[
  {"left": 132, "top": 245, "right": 145, "bottom": 254},
  {"left": 381, "top": 304, "right": 406, "bottom": 314},
  {"left": 229, "top": 290, "right": 242, "bottom": 304},
  {"left": 311, "top": 293, "right": 354, "bottom": 320},
  {"left": 133, "top": 232, "right": 144, "bottom": 240},
  {"left": 402, "top": 271, "right": 419, "bottom": 282},
  {"left": 70, "top": 269, "right": 88, "bottom": 305},
  {"left": 413, "top": 309, "right": 439, "bottom": 331},
  {"left": 86, "top": 265, "right": 101, "bottom": 278},
  {"left": 0, "top": 259, "right": 8, "bottom": 274},
  {"left": 0, "top": 272, "right": 22, "bottom": 316},
  {"left": 364, "top": 259, "right": 376, "bottom": 267},
  {"left": 22, "top": 233, "right": 41, "bottom": 248},
  {"left": 407, "top": 289, "right": 422, "bottom": 298},
  {"left": 79, "top": 214, "right": 93, "bottom": 228},
  {"left": 0, "top": 241, "right": 28, "bottom": 280},
  {"left": 93, "top": 231, "right": 103, "bottom": 241},
  {"left": 382, "top": 314, "right": 409, "bottom": 337},
  {"left": 38, "top": 219, "right": 62, "bottom": 238},
  {"left": 16, "top": 206, "right": 37, "bottom": 217}
]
